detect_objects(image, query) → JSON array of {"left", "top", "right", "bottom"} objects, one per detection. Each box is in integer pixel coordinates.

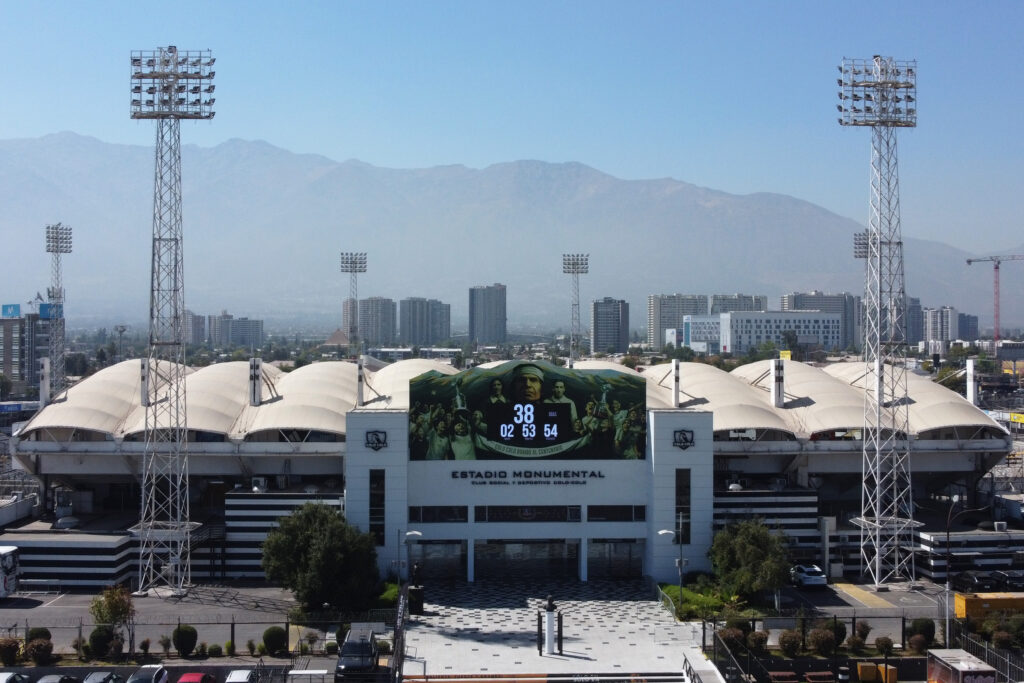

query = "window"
[
  {"left": 408, "top": 506, "right": 468, "bottom": 523},
  {"left": 474, "top": 506, "right": 582, "bottom": 523},
  {"left": 588, "top": 505, "right": 646, "bottom": 522},
  {"left": 369, "top": 469, "right": 385, "bottom": 545},
  {"left": 674, "top": 469, "right": 691, "bottom": 544}
]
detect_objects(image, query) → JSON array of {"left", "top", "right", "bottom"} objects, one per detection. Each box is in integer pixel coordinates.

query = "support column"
[
  {"left": 467, "top": 538, "right": 475, "bottom": 583},
  {"left": 579, "top": 537, "right": 588, "bottom": 582}
]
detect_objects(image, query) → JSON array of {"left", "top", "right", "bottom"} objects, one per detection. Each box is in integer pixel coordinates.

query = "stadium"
[{"left": 3, "top": 356, "right": 1013, "bottom": 588}]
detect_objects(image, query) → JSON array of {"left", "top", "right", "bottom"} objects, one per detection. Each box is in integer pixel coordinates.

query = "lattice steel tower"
[
  {"left": 838, "top": 56, "right": 919, "bottom": 588},
  {"left": 340, "top": 252, "right": 367, "bottom": 357},
  {"left": 131, "top": 45, "right": 215, "bottom": 594},
  {"left": 44, "top": 223, "right": 72, "bottom": 402},
  {"left": 562, "top": 254, "right": 589, "bottom": 366}
]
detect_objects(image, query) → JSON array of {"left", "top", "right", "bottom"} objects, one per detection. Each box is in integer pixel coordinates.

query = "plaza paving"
[{"left": 401, "top": 579, "right": 702, "bottom": 678}]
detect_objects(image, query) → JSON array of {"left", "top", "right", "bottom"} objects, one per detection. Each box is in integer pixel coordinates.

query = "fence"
[
  {"left": 391, "top": 587, "right": 408, "bottom": 683},
  {"left": 949, "top": 620, "right": 1024, "bottom": 683}
]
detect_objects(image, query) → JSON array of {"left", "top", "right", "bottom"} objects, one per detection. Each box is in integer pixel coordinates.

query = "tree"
[
  {"left": 709, "top": 519, "right": 790, "bottom": 599},
  {"left": 89, "top": 584, "right": 135, "bottom": 632},
  {"left": 262, "top": 502, "right": 379, "bottom": 611}
]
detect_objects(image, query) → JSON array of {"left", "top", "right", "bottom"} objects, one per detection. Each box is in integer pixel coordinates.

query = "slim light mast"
[
  {"left": 44, "top": 223, "right": 72, "bottom": 401},
  {"left": 562, "top": 254, "right": 589, "bottom": 366},
  {"left": 131, "top": 45, "right": 215, "bottom": 594},
  {"left": 340, "top": 252, "right": 367, "bottom": 357},
  {"left": 839, "top": 56, "right": 920, "bottom": 588}
]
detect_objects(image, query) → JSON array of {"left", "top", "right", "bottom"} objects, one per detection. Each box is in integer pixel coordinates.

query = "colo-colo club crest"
[
  {"left": 673, "top": 429, "right": 695, "bottom": 450},
  {"left": 365, "top": 430, "right": 388, "bottom": 451}
]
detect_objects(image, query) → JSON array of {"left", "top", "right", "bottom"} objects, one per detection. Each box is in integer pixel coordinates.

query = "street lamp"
[
  {"left": 405, "top": 530, "right": 422, "bottom": 584},
  {"left": 658, "top": 523, "right": 687, "bottom": 603},
  {"left": 944, "top": 495, "right": 988, "bottom": 644}
]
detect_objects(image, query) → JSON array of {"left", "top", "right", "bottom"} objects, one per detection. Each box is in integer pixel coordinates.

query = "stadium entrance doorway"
[{"left": 474, "top": 540, "right": 579, "bottom": 580}]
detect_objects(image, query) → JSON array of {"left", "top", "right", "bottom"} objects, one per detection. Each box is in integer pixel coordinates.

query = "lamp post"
[
  {"left": 659, "top": 515, "right": 688, "bottom": 602},
  {"left": 944, "top": 495, "right": 987, "bottom": 644},
  {"left": 405, "top": 530, "right": 422, "bottom": 584}
]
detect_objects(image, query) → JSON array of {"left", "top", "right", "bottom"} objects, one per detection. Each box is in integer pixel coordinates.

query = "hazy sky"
[{"left": 1, "top": 1, "right": 1021, "bottom": 253}]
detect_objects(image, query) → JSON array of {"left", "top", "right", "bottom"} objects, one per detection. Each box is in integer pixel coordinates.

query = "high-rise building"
[
  {"left": 924, "top": 306, "right": 959, "bottom": 343},
  {"left": 780, "top": 291, "right": 862, "bottom": 351},
  {"left": 647, "top": 294, "right": 708, "bottom": 348},
  {"left": 468, "top": 284, "right": 507, "bottom": 345},
  {"left": 342, "top": 298, "right": 357, "bottom": 343},
  {"left": 906, "top": 297, "right": 923, "bottom": 347},
  {"left": 208, "top": 310, "right": 233, "bottom": 347},
  {"left": 710, "top": 294, "right": 767, "bottom": 314},
  {"left": 958, "top": 313, "right": 979, "bottom": 341},
  {"left": 591, "top": 297, "right": 629, "bottom": 354},
  {"left": 229, "top": 317, "right": 264, "bottom": 348},
  {"left": 400, "top": 297, "right": 451, "bottom": 346},
  {"left": 360, "top": 297, "right": 397, "bottom": 346},
  {"left": 184, "top": 309, "right": 206, "bottom": 346},
  {"left": 0, "top": 309, "right": 49, "bottom": 395}
]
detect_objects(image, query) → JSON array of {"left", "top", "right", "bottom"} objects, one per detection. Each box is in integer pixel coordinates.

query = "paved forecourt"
[{"left": 401, "top": 579, "right": 700, "bottom": 680}]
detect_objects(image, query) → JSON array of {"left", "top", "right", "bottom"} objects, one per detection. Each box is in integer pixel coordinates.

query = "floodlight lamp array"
[
  {"left": 562, "top": 253, "right": 590, "bottom": 274},
  {"left": 45, "top": 223, "right": 72, "bottom": 254},
  {"left": 131, "top": 46, "right": 216, "bottom": 120},
  {"left": 853, "top": 231, "right": 869, "bottom": 259},
  {"left": 339, "top": 252, "right": 368, "bottom": 273},
  {"left": 837, "top": 56, "right": 916, "bottom": 128}
]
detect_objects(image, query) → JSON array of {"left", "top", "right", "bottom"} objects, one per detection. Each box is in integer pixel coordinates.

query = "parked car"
[
  {"left": 952, "top": 570, "right": 999, "bottom": 592},
  {"left": 177, "top": 674, "right": 215, "bottom": 683},
  {"left": 39, "top": 676, "right": 82, "bottom": 683},
  {"left": 127, "top": 665, "right": 169, "bottom": 683},
  {"left": 790, "top": 564, "right": 828, "bottom": 587},
  {"left": 992, "top": 569, "right": 1024, "bottom": 590},
  {"left": 225, "top": 672, "right": 255, "bottom": 683},
  {"left": 83, "top": 673, "right": 125, "bottom": 683},
  {"left": 0, "top": 674, "right": 31, "bottom": 683},
  {"left": 334, "top": 626, "right": 379, "bottom": 683}
]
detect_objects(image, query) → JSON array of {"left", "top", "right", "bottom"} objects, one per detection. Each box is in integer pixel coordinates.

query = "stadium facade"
[{"left": 4, "top": 357, "right": 1012, "bottom": 588}]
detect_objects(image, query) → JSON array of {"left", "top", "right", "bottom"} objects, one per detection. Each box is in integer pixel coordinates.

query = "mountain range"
[{"left": 1, "top": 131, "right": 1021, "bottom": 334}]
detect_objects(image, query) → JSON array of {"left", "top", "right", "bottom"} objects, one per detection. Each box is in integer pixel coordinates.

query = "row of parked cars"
[
  {"left": 0, "top": 666, "right": 256, "bottom": 683},
  {"left": 952, "top": 569, "right": 1024, "bottom": 592}
]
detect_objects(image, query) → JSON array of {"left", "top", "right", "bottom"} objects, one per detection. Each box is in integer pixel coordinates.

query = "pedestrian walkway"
[{"left": 402, "top": 579, "right": 700, "bottom": 677}]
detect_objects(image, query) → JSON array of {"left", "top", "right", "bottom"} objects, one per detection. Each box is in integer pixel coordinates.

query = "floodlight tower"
[
  {"left": 45, "top": 223, "right": 72, "bottom": 400},
  {"left": 562, "top": 254, "right": 589, "bottom": 365},
  {"left": 340, "top": 252, "right": 367, "bottom": 356},
  {"left": 838, "top": 56, "right": 920, "bottom": 588},
  {"left": 131, "top": 45, "right": 215, "bottom": 594}
]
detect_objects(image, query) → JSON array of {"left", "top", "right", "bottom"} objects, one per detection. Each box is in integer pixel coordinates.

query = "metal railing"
[{"left": 950, "top": 620, "right": 1024, "bottom": 683}]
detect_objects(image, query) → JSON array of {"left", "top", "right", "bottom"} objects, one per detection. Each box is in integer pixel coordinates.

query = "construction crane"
[{"left": 966, "top": 254, "right": 1024, "bottom": 346}]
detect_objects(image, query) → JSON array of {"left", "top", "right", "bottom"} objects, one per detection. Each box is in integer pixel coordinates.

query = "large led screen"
[{"left": 409, "top": 360, "right": 646, "bottom": 461}]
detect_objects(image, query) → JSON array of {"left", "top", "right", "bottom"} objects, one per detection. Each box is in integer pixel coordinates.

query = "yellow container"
[
  {"left": 954, "top": 591, "right": 1024, "bottom": 619},
  {"left": 877, "top": 663, "right": 897, "bottom": 683},
  {"left": 857, "top": 662, "right": 878, "bottom": 682}
]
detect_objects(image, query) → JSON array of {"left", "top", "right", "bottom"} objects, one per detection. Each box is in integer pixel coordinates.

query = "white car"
[
  {"left": 127, "top": 665, "right": 168, "bottom": 683},
  {"left": 226, "top": 672, "right": 256, "bottom": 683},
  {"left": 790, "top": 564, "right": 827, "bottom": 587}
]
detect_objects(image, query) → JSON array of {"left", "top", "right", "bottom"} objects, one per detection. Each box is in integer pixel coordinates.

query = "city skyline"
[{"left": 0, "top": 3, "right": 1021, "bottom": 254}]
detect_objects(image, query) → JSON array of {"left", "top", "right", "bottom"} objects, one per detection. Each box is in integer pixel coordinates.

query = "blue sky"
[{"left": 1, "top": 1, "right": 1022, "bottom": 252}]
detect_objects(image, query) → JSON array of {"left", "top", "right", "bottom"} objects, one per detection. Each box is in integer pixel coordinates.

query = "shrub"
[
  {"left": 305, "top": 631, "right": 320, "bottom": 648},
  {"left": 845, "top": 635, "right": 865, "bottom": 653},
  {"left": 89, "top": 626, "right": 115, "bottom": 661},
  {"left": 108, "top": 634, "right": 125, "bottom": 661},
  {"left": 326, "top": 641, "right": 339, "bottom": 655},
  {"left": 0, "top": 637, "right": 19, "bottom": 666},
  {"left": 747, "top": 630, "right": 769, "bottom": 654},
  {"left": 71, "top": 636, "right": 86, "bottom": 660},
  {"left": 993, "top": 631, "right": 1014, "bottom": 649},
  {"left": 208, "top": 643, "right": 223, "bottom": 657},
  {"left": 855, "top": 620, "right": 873, "bottom": 641},
  {"left": 725, "top": 617, "right": 754, "bottom": 636},
  {"left": 197, "top": 641, "right": 207, "bottom": 658},
  {"left": 808, "top": 628, "right": 836, "bottom": 657},
  {"left": 816, "top": 618, "right": 846, "bottom": 645},
  {"left": 82, "top": 643, "right": 92, "bottom": 660},
  {"left": 173, "top": 624, "right": 198, "bottom": 657},
  {"left": 908, "top": 634, "right": 928, "bottom": 654},
  {"left": 779, "top": 629, "right": 802, "bottom": 658},
  {"left": 263, "top": 625, "right": 288, "bottom": 656},
  {"left": 300, "top": 643, "right": 309, "bottom": 655},
  {"left": 247, "top": 639, "right": 256, "bottom": 656},
  {"left": 140, "top": 637, "right": 151, "bottom": 655},
  {"left": 26, "top": 637, "right": 53, "bottom": 664},
  {"left": 159, "top": 634, "right": 172, "bottom": 656},
  {"left": 910, "top": 618, "right": 936, "bottom": 645},
  {"left": 875, "top": 636, "right": 894, "bottom": 656},
  {"left": 717, "top": 627, "right": 745, "bottom": 650},
  {"left": 27, "top": 627, "right": 52, "bottom": 642},
  {"left": 257, "top": 642, "right": 268, "bottom": 656},
  {"left": 377, "top": 640, "right": 393, "bottom": 655},
  {"left": 225, "top": 640, "right": 236, "bottom": 656}
]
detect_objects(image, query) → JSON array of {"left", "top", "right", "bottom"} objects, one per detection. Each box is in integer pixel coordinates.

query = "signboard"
[
  {"left": 779, "top": 350, "right": 792, "bottom": 360},
  {"left": 38, "top": 303, "right": 62, "bottom": 320},
  {"left": 1, "top": 304, "right": 19, "bottom": 319},
  {"left": 409, "top": 360, "right": 647, "bottom": 461}
]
